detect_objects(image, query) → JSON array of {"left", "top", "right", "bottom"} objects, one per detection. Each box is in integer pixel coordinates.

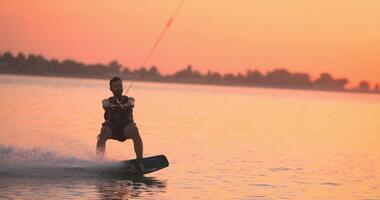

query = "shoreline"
[{"left": 1, "top": 71, "right": 379, "bottom": 96}]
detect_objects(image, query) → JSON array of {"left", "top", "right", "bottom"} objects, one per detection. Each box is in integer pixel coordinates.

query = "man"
[{"left": 96, "top": 77, "right": 143, "bottom": 160}]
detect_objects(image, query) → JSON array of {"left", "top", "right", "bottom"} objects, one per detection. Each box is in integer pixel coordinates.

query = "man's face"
[{"left": 110, "top": 80, "right": 123, "bottom": 96}]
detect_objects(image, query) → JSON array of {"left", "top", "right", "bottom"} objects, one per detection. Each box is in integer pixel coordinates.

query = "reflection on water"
[
  {"left": 95, "top": 177, "right": 166, "bottom": 199},
  {"left": 0, "top": 75, "right": 380, "bottom": 199},
  {"left": 0, "top": 175, "right": 166, "bottom": 199}
]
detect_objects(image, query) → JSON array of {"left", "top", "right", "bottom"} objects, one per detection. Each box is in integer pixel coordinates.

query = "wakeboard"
[{"left": 120, "top": 155, "right": 169, "bottom": 175}]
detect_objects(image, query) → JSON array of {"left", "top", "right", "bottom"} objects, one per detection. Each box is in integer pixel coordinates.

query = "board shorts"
[{"left": 102, "top": 121, "right": 135, "bottom": 142}]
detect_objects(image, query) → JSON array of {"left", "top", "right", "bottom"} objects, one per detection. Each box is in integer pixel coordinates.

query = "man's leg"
[
  {"left": 123, "top": 124, "right": 143, "bottom": 159},
  {"left": 96, "top": 126, "right": 112, "bottom": 160}
]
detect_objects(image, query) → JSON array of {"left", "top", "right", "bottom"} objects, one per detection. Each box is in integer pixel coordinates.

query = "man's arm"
[{"left": 102, "top": 98, "right": 134, "bottom": 110}]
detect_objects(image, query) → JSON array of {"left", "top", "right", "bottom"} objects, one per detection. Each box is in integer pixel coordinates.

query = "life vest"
[{"left": 103, "top": 96, "right": 134, "bottom": 126}]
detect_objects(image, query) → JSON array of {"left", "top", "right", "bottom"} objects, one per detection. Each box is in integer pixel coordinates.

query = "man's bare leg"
[
  {"left": 96, "top": 126, "right": 112, "bottom": 160},
  {"left": 123, "top": 124, "right": 143, "bottom": 159}
]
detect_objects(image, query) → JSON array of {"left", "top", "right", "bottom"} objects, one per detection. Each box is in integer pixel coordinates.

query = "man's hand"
[
  {"left": 127, "top": 97, "right": 135, "bottom": 107},
  {"left": 102, "top": 99, "right": 111, "bottom": 110},
  {"left": 102, "top": 98, "right": 134, "bottom": 110}
]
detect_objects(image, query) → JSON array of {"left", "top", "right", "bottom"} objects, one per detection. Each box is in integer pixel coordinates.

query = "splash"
[{"left": 0, "top": 146, "right": 127, "bottom": 178}]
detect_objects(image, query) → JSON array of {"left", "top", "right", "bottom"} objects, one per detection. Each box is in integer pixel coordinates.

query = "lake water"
[{"left": 0, "top": 74, "right": 379, "bottom": 199}]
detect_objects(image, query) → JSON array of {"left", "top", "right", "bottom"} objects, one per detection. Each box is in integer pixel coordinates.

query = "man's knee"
[
  {"left": 98, "top": 126, "right": 112, "bottom": 141},
  {"left": 124, "top": 124, "right": 141, "bottom": 139}
]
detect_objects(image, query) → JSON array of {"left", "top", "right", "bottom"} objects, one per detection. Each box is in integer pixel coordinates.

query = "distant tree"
[
  {"left": 0, "top": 61, "right": 8, "bottom": 71},
  {"left": 146, "top": 66, "right": 161, "bottom": 78},
  {"left": 26, "top": 54, "right": 50, "bottom": 73},
  {"left": 314, "top": 73, "right": 349, "bottom": 90},
  {"left": 314, "top": 73, "right": 333, "bottom": 89},
  {"left": 205, "top": 70, "right": 221, "bottom": 82},
  {"left": 0, "top": 52, "right": 11, "bottom": 71},
  {"left": 223, "top": 73, "right": 237, "bottom": 82},
  {"left": 88, "top": 63, "right": 109, "bottom": 76},
  {"left": 223, "top": 73, "right": 241, "bottom": 83},
  {"left": 121, "top": 67, "right": 131, "bottom": 75},
  {"left": 359, "top": 81, "right": 370, "bottom": 91},
  {"left": 265, "top": 69, "right": 292, "bottom": 86},
  {"left": 245, "top": 70, "right": 265, "bottom": 85},
  {"left": 1, "top": 52, "right": 16, "bottom": 67},
  {"left": 0, "top": 52, "right": 9, "bottom": 71},
  {"left": 48, "top": 59, "right": 60, "bottom": 73},
  {"left": 108, "top": 60, "right": 122, "bottom": 74},
  {"left": 291, "top": 73, "right": 312, "bottom": 88},
  {"left": 333, "top": 78, "right": 349, "bottom": 90},
  {"left": 135, "top": 67, "right": 148, "bottom": 78},
  {"left": 1, "top": 51, "right": 14, "bottom": 61},
  {"left": 60, "top": 59, "right": 87, "bottom": 74},
  {"left": 173, "top": 65, "right": 202, "bottom": 79},
  {"left": 236, "top": 73, "right": 245, "bottom": 83},
  {"left": 374, "top": 84, "right": 379, "bottom": 91},
  {"left": 15, "top": 53, "right": 27, "bottom": 69}
]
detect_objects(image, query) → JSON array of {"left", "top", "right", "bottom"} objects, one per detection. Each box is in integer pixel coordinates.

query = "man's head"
[{"left": 109, "top": 77, "right": 123, "bottom": 97}]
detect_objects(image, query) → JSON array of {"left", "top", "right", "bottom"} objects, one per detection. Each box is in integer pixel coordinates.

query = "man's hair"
[{"left": 110, "top": 76, "right": 122, "bottom": 86}]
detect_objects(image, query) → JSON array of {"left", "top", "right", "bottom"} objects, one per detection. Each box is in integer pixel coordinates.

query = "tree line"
[{"left": 0, "top": 51, "right": 378, "bottom": 93}]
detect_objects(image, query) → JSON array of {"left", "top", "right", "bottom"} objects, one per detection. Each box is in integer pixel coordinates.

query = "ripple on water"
[
  {"left": 250, "top": 183, "right": 274, "bottom": 187},
  {"left": 320, "top": 182, "right": 341, "bottom": 186},
  {"left": 269, "top": 167, "right": 291, "bottom": 172}
]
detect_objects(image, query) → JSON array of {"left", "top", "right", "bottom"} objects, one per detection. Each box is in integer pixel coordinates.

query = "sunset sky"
[{"left": 1, "top": 0, "right": 379, "bottom": 85}]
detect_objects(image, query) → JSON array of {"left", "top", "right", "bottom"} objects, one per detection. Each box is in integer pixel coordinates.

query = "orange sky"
[{"left": 1, "top": 0, "right": 379, "bottom": 86}]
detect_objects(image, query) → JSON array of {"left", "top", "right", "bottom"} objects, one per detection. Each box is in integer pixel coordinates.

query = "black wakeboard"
[{"left": 120, "top": 155, "right": 169, "bottom": 175}]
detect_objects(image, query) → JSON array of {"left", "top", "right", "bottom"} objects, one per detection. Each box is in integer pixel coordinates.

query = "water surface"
[{"left": 0, "top": 74, "right": 379, "bottom": 199}]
